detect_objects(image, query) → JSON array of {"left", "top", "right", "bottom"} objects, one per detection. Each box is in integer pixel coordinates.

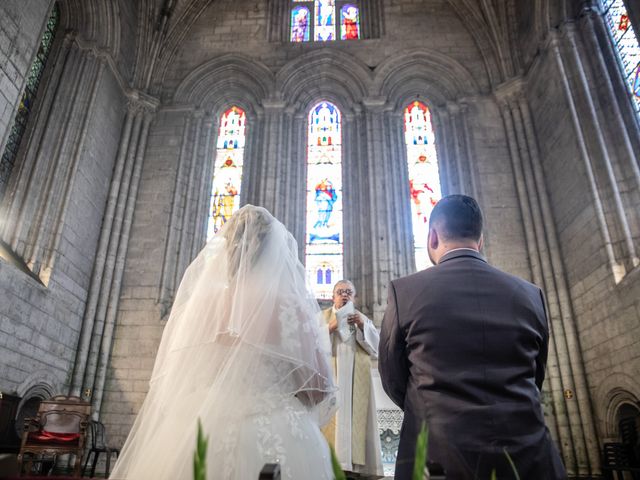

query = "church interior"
[{"left": 0, "top": 0, "right": 639, "bottom": 477}]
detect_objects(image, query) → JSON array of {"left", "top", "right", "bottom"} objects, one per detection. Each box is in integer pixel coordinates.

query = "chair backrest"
[
  {"left": 88, "top": 420, "right": 108, "bottom": 449},
  {"left": 36, "top": 396, "right": 91, "bottom": 434},
  {"left": 603, "top": 442, "right": 633, "bottom": 468},
  {"left": 620, "top": 417, "right": 639, "bottom": 447}
]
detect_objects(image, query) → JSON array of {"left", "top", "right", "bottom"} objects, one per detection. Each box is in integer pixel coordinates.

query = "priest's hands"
[{"left": 347, "top": 313, "right": 364, "bottom": 330}]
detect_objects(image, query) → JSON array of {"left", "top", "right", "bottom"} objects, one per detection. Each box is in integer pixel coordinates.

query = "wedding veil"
[{"left": 111, "top": 205, "right": 337, "bottom": 479}]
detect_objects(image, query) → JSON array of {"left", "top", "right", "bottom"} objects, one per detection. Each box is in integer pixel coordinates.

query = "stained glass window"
[
  {"left": 207, "top": 106, "right": 246, "bottom": 240},
  {"left": 601, "top": 0, "right": 640, "bottom": 115},
  {"left": 340, "top": 5, "right": 360, "bottom": 40},
  {"left": 306, "top": 101, "right": 343, "bottom": 299},
  {"left": 404, "top": 101, "right": 442, "bottom": 271},
  {"left": 0, "top": 3, "right": 60, "bottom": 202},
  {"left": 289, "top": 0, "right": 359, "bottom": 42},
  {"left": 290, "top": 6, "right": 310, "bottom": 42}
]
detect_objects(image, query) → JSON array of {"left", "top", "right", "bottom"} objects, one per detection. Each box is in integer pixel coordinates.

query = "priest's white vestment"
[{"left": 321, "top": 307, "right": 384, "bottom": 478}]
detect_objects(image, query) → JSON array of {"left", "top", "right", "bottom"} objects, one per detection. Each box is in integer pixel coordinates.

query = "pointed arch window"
[
  {"left": 207, "top": 106, "right": 246, "bottom": 240},
  {"left": 290, "top": 0, "right": 360, "bottom": 42},
  {"left": 601, "top": 0, "right": 640, "bottom": 115},
  {"left": 0, "top": 3, "right": 60, "bottom": 201},
  {"left": 404, "top": 101, "right": 442, "bottom": 270},
  {"left": 306, "top": 101, "right": 343, "bottom": 299}
]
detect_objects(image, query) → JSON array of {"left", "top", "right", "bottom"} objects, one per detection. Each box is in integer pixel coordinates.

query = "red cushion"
[{"left": 28, "top": 430, "right": 80, "bottom": 444}]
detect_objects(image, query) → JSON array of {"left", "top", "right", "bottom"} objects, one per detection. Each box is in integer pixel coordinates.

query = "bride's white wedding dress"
[{"left": 110, "top": 206, "right": 337, "bottom": 480}]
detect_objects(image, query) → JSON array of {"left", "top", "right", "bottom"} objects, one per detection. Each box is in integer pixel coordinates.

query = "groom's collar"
[{"left": 438, "top": 248, "right": 486, "bottom": 265}]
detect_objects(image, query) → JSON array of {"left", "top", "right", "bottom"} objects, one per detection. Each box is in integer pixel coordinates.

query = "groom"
[{"left": 379, "top": 195, "right": 566, "bottom": 479}]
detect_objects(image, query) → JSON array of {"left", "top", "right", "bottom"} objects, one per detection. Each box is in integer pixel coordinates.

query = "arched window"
[
  {"left": 601, "top": 0, "right": 640, "bottom": 115},
  {"left": 290, "top": 0, "right": 360, "bottom": 42},
  {"left": 0, "top": 3, "right": 60, "bottom": 202},
  {"left": 404, "top": 101, "right": 442, "bottom": 270},
  {"left": 306, "top": 101, "right": 343, "bottom": 299},
  {"left": 207, "top": 106, "right": 246, "bottom": 240}
]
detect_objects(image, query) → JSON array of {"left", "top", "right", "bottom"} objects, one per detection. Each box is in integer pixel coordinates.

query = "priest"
[{"left": 321, "top": 280, "right": 383, "bottom": 478}]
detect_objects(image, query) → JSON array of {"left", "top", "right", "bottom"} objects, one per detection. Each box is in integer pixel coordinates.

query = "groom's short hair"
[{"left": 429, "top": 195, "right": 483, "bottom": 241}]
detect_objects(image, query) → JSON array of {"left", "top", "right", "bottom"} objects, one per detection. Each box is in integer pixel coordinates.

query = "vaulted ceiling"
[{"left": 60, "top": 0, "right": 583, "bottom": 94}]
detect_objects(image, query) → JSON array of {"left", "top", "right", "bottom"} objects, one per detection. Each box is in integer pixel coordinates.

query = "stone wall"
[
  {"left": 0, "top": 0, "right": 138, "bottom": 410},
  {"left": 526, "top": 9, "right": 640, "bottom": 469}
]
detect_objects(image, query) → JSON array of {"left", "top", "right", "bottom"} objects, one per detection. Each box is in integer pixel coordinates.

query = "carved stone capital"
[
  {"left": 493, "top": 77, "right": 526, "bottom": 106},
  {"left": 362, "top": 96, "right": 389, "bottom": 112}
]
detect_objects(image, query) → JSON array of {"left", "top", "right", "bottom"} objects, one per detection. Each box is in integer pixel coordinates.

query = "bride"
[{"left": 110, "top": 205, "right": 337, "bottom": 479}]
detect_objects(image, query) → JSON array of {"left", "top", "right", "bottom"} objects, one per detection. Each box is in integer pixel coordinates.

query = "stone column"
[
  {"left": 176, "top": 110, "right": 204, "bottom": 279},
  {"left": 551, "top": 33, "right": 625, "bottom": 283},
  {"left": 5, "top": 37, "right": 87, "bottom": 259},
  {"left": 40, "top": 54, "right": 107, "bottom": 283},
  {"left": 564, "top": 25, "right": 638, "bottom": 270},
  {"left": 430, "top": 108, "right": 453, "bottom": 197},
  {"left": 70, "top": 101, "right": 136, "bottom": 397},
  {"left": 579, "top": 8, "right": 640, "bottom": 193},
  {"left": 496, "top": 75, "right": 600, "bottom": 474},
  {"left": 0, "top": 30, "right": 75, "bottom": 240},
  {"left": 258, "top": 99, "right": 287, "bottom": 219},
  {"left": 158, "top": 110, "right": 194, "bottom": 313},
  {"left": 288, "top": 110, "right": 307, "bottom": 260},
  {"left": 70, "top": 93, "right": 158, "bottom": 402},
  {"left": 92, "top": 106, "right": 155, "bottom": 416},
  {"left": 358, "top": 97, "right": 413, "bottom": 324},
  {"left": 192, "top": 114, "right": 215, "bottom": 256}
]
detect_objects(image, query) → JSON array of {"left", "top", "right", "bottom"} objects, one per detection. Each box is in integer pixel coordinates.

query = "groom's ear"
[
  {"left": 429, "top": 227, "right": 439, "bottom": 250},
  {"left": 477, "top": 233, "right": 484, "bottom": 251}
]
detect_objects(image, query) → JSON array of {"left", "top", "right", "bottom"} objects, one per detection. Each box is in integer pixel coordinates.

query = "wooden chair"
[
  {"left": 17, "top": 395, "right": 90, "bottom": 477},
  {"left": 82, "top": 420, "right": 120, "bottom": 477},
  {"left": 602, "top": 442, "right": 640, "bottom": 480}
]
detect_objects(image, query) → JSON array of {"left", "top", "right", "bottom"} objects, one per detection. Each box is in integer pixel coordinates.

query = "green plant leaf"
[
  {"left": 503, "top": 447, "right": 520, "bottom": 480},
  {"left": 412, "top": 421, "right": 428, "bottom": 480},
  {"left": 330, "top": 444, "right": 347, "bottom": 480},
  {"left": 194, "top": 419, "right": 209, "bottom": 480},
  {"left": 490, "top": 468, "right": 497, "bottom": 480}
]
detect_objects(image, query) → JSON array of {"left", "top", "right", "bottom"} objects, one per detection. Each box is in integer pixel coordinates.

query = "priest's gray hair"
[{"left": 333, "top": 279, "right": 356, "bottom": 295}]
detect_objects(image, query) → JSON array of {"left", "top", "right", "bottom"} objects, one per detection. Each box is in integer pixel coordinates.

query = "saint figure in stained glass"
[
  {"left": 207, "top": 107, "right": 246, "bottom": 240},
  {"left": 313, "top": 178, "right": 337, "bottom": 229},
  {"left": 291, "top": 6, "right": 310, "bottom": 42},
  {"left": 341, "top": 5, "right": 360, "bottom": 40},
  {"left": 315, "top": 0, "right": 335, "bottom": 41},
  {"left": 290, "top": 0, "right": 360, "bottom": 43},
  {"left": 404, "top": 101, "right": 442, "bottom": 270},
  {"left": 306, "top": 101, "right": 343, "bottom": 299}
]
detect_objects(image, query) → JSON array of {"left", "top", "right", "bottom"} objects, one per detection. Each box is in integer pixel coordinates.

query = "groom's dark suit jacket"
[{"left": 379, "top": 249, "right": 567, "bottom": 480}]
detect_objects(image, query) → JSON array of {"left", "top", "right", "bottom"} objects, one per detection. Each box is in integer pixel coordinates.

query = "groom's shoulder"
[{"left": 391, "top": 266, "right": 437, "bottom": 290}]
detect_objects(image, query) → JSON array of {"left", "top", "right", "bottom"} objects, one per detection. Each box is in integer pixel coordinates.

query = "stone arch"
[
  {"left": 595, "top": 372, "right": 640, "bottom": 438},
  {"left": 60, "top": 0, "right": 121, "bottom": 55},
  {"left": 174, "top": 54, "right": 274, "bottom": 117},
  {"left": 146, "top": 0, "right": 216, "bottom": 92},
  {"left": 605, "top": 388, "right": 640, "bottom": 438},
  {"left": 276, "top": 49, "right": 372, "bottom": 114},
  {"left": 372, "top": 49, "right": 480, "bottom": 109},
  {"left": 14, "top": 375, "right": 56, "bottom": 437}
]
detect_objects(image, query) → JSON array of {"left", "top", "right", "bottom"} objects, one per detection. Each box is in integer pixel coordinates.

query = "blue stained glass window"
[
  {"left": 291, "top": 6, "right": 310, "bottom": 42},
  {"left": 306, "top": 101, "right": 343, "bottom": 299},
  {"left": 601, "top": 0, "right": 640, "bottom": 115},
  {"left": 404, "top": 101, "right": 442, "bottom": 270}
]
